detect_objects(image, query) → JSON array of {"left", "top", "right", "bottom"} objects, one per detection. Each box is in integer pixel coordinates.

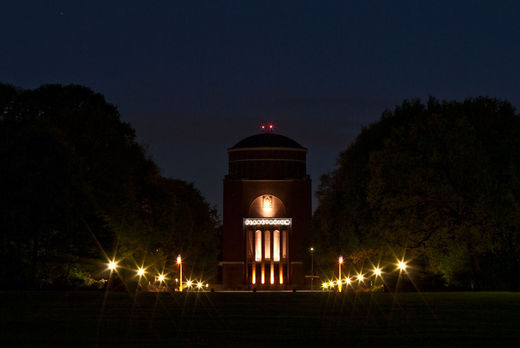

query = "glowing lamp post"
[
  {"left": 338, "top": 256, "right": 343, "bottom": 292},
  {"left": 310, "top": 247, "right": 315, "bottom": 290},
  {"left": 177, "top": 255, "right": 183, "bottom": 292},
  {"left": 105, "top": 260, "right": 118, "bottom": 291},
  {"left": 372, "top": 267, "right": 382, "bottom": 288},
  {"left": 398, "top": 261, "right": 407, "bottom": 272},
  {"left": 108, "top": 261, "right": 117, "bottom": 271}
]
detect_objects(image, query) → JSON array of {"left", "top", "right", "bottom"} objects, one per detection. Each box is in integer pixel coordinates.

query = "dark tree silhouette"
[
  {"left": 0, "top": 83, "right": 219, "bottom": 289},
  {"left": 313, "top": 97, "right": 520, "bottom": 289}
]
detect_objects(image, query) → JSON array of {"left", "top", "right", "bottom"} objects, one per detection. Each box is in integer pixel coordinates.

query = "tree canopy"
[
  {"left": 0, "top": 83, "right": 219, "bottom": 289},
  {"left": 313, "top": 97, "right": 520, "bottom": 289}
]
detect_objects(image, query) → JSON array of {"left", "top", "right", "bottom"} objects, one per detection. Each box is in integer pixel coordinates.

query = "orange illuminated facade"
[{"left": 221, "top": 132, "right": 311, "bottom": 289}]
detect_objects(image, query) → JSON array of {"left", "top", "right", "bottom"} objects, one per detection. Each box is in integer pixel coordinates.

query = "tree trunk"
[
  {"left": 469, "top": 251, "right": 481, "bottom": 290},
  {"left": 30, "top": 231, "right": 40, "bottom": 288}
]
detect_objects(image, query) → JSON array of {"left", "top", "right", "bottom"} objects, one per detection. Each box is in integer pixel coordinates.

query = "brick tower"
[{"left": 221, "top": 128, "right": 311, "bottom": 289}]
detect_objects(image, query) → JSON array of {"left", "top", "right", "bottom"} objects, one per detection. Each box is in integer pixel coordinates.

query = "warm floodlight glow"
[
  {"left": 197, "top": 282, "right": 203, "bottom": 289},
  {"left": 310, "top": 247, "right": 315, "bottom": 252},
  {"left": 336, "top": 280, "right": 341, "bottom": 286},
  {"left": 108, "top": 261, "right": 117, "bottom": 271},
  {"left": 158, "top": 274, "right": 165, "bottom": 282},
  {"left": 206, "top": 284, "right": 209, "bottom": 288},
  {"left": 329, "top": 281, "right": 334, "bottom": 287},
  {"left": 357, "top": 274, "right": 364, "bottom": 281},
  {"left": 186, "top": 280, "right": 192, "bottom": 287},
  {"left": 345, "top": 277, "right": 351, "bottom": 285},
  {"left": 322, "top": 282, "right": 328, "bottom": 289},
  {"left": 176, "top": 255, "right": 182, "bottom": 264},
  {"left": 398, "top": 261, "right": 407, "bottom": 271},
  {"left": 137, "top": 268, "right": 145, "bottom": 276},
  {"left": 374, "top": 267, "right": 382, "bottom": 276},
  {"left": 338, "top": 256, "right": 343, "bottom": 264}
]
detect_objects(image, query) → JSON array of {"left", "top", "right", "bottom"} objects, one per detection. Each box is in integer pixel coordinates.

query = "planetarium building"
[{"left": 221, "top": 131, "right": 311, "bottom": 289}]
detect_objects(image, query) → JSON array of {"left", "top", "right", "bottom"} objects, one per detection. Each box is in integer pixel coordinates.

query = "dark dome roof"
[{"left": 231, "top": 133, "right": 305, "bottom": 149}]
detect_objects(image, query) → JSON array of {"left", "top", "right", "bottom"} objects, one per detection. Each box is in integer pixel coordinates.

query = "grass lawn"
[{"left": 1, "top": 290, "right": 519, "bottom": 346}]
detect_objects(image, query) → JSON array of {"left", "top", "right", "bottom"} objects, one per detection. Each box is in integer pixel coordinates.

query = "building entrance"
[{"left": 244, "top": 218, "right": 291, "bottom": 287}]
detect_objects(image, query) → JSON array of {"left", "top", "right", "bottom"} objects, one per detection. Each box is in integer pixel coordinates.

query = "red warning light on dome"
[{"left": 260, "top": 122, "right": 275, "bottom": 132}]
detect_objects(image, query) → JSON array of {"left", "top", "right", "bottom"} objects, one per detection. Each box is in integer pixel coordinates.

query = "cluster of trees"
[
  {"left": 4, "top": 83, "right": 518, "bottom": 291},
  {"left": 0, "top": 84, "right": 219, "bottom": 289},
  {"left": 313, "top": 97, "right": 520, "bottom": 290}
]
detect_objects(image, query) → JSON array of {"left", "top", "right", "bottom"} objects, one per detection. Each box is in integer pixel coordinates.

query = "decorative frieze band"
[{"left": 243, "top": 218, "right": 292, "bottom": 226}]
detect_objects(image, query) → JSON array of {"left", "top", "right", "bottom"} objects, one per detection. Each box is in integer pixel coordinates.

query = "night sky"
[{"left": 3, "top": 1, "right": 519, "bottom": 215}]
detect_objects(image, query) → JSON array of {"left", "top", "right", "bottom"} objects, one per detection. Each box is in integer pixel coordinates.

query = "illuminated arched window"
[
  {"left": 248, "top": 195, "right": 286, "bottom": 218},
  {"left": 264, "top": 231, "right": 271, "bottom": 260},
  {"left": 273, "top": 230, "right": 280, "bottom": 261},
  {"left": 262, "top": 195, "right": 272, "bottom": 209},
  {"left": 255, "top": 230, "right": 262, "bottom": 261},
  {"left": 247, "top": 230, "right": 253, "bottom": 257}
]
